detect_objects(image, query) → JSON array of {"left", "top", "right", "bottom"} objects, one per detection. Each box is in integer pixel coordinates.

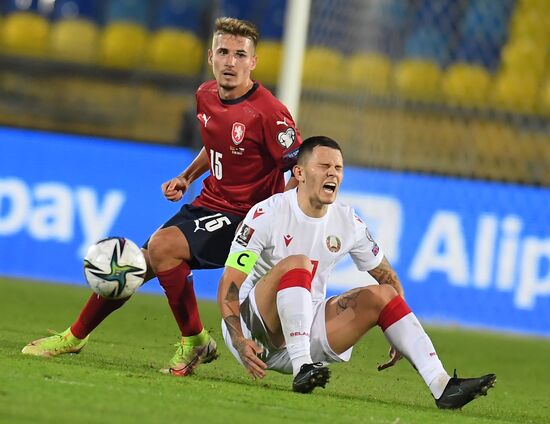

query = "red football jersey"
[{"left": 192, "top": 80, "right": 302, "bottom": 217}]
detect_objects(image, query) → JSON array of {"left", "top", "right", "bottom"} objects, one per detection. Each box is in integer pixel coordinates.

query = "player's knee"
[
  {"left": 359, "top": 285, "right": 398, "bottom": 313},
  {"left": 147, "top": 231, "right": 175, "bottom": 267},
  {"left": 277, "top": 254, "right": 313, "bottom": 274}
]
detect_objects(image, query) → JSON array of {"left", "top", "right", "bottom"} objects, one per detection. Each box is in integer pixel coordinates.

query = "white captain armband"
[{"left": 225, "top": 250, "right": 259, "bottom": 274}]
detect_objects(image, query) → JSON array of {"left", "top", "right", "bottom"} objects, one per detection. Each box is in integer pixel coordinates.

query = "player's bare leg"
[
  {"left": 254, "top": 255, "right": 329, "bottom": 393},
  {"left": 325, "top": 285, "right": 495, "bottom": 409},
  {"left": 148, "top": 226, "right": 217, "bottom": 376}
]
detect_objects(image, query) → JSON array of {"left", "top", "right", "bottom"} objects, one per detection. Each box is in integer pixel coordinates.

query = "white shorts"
[{"left": 221, "top": 284, "right": 353, "bottom": 374}]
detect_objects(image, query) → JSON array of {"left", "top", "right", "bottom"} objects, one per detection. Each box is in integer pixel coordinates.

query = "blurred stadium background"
[
  {"left": 1, "top": 0, "right": 550, "bottom": 337},
  {"left": 1, "top": 0, "right": 550, "bottom": 184}
]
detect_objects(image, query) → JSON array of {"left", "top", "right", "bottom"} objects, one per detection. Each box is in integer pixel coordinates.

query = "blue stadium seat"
[
  {"left": 456, "top": 0, "right": 515, "bottom": 70},
  {"left": 104, "top": 0, "right": 150, "bottom": 27},
  {"left": 3, "top": 0, "right": 41, "bottom": 14},
  {"left": 154, "top": 0, "right": 209, "bottom": 35},
  {"left": 51, "top": 0, "right": 101, "bottom": 23},
  {"left": 404, "top": 26, "right": 450, "bottom": 67}
]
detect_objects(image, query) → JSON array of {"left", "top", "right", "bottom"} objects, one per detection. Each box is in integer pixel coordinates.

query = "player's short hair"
[
  {"left": 297, "top": 136, "right": 343, "bottom": 165},
  {"left": 214, "top": 17, "right": 259, "bottom": 48}
]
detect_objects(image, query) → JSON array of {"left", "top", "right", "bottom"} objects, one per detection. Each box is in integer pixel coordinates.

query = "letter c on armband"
[{"left": 225, "top": 250, "right": 259, "bottom": 274}]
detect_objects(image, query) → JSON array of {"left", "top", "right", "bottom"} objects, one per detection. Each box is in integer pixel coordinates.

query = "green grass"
[{"left": 1, "top": 277, "right": 549, "bottom": 424}]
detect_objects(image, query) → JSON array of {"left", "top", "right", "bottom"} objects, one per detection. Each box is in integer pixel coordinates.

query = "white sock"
[
  {"left": 276, "top": 286, "right": 313, "bottom": 376},
  {"left": 383, "top": 312, "right": 450, "bottom": 398}
]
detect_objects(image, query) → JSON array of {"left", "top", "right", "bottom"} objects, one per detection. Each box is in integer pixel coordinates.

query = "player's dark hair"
[
  {"left": 214, "top": 17, "right": 259, "bottom": 48},
  {"left": 297, "top": 136, "right": 343, "bottom": 165}
]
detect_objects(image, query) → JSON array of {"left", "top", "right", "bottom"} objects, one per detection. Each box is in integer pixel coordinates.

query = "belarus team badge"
[{"left": 232, "top": 122, "right": 246, "bottom": 145}]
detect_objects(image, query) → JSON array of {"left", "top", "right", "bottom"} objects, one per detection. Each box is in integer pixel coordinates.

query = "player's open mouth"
[
  {"left": 323, "top": 182, "right": 337, "bottom": 193},
  {"left": 223, "top": 71, "right": 236, "bottom": 77}
]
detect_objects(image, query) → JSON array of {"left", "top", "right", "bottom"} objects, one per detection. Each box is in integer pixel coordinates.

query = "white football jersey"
[{"left": 230, "top": 189, "right": 384, "bottom": 304}]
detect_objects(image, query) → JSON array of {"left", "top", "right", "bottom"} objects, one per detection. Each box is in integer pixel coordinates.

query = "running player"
[
  {"left": 218, "top": 136, "right": 496, "bottom": 408},
  {"left": 22, "top": 17, "right": 302, "bottom": 377}
]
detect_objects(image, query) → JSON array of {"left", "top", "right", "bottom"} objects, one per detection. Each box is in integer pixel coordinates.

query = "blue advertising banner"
[{"left": 1, "top": 127, "right": 549, "bottom": 337}]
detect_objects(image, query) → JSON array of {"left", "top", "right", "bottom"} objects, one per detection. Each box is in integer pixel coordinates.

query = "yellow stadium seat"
[
  {"left": 489, "top": 70, "right": 539, "bottom": 113},
  {"left": 99, "top": 22, "right": 148, "bottom": 69},
  {"left": 302, "top": 46, "right": 345, "bottom": 90},
  {"left": 347, "top": 52, "right": 392, "bottom": 95},
  {"left": 510, "top": 9, "right": 550, "bottom": 43},
  {"left": 501, "top": 39, "right": 547, "bottom": 79},
  {"left": 50, "top": 18, "right": 99, "bottom": 64},
  {"left": 538, "top": 78, "right": 550, "bottom": 115},
  {"left": 1, "top": 12, "right": 50, "bottom": 57},
  {"left": 442, "top": 63, "right": 491, "bottom": 107},
  {"left": 147, "top": 29, "right": 203, "bottom": 76},
  {"left": 394, "top": 59, "right": 442, "bottom": 101},
  {"left": 253, "top": 40, "right": 282, "bottom": 86}
]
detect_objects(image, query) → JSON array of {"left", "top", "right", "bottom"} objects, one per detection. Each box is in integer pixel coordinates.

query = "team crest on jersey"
[
  {"left": 232, "top": 122, "right": 246, "bottom": 145},
  {"left": 277, "top": 128, "right": 296, "bottom": 149},
  {"left": 236, "top": 224, "right": 255, "bottom": 247},
  {"left": 326, "top": 235, "right": 341, "bottom": 253}
]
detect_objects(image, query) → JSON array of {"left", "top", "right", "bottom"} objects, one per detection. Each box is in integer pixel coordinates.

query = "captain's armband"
[{"left": 225, "top": 250, "right": 259, "bottom": 274}]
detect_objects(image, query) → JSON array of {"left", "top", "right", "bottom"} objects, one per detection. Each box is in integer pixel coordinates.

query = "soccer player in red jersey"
[{"left": 22, "top": 17, "right": 302, "bottom": 376}]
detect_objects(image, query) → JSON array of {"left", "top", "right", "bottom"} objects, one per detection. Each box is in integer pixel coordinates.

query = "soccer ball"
[{"left": 84, "top": 237, "right": 147, "bottom": 299}]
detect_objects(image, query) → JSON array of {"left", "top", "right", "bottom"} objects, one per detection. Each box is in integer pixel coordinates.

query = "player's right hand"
[
  {"left": 234, "top": 338, "right": 267, "bottom": 380},
  {"left": 161, "top": 176, "right": 189, "bottom": 202}
]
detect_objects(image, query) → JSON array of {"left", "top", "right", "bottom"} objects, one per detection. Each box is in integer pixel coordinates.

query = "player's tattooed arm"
[
  {"left": 223, "top": 282, "right": 243, "bottom": 342},
  {"left": 368, "top": 257, "right": 405, "bottom": 298},
  {"left": 217, "top": 266, "right": 267, "bottom": 379}
]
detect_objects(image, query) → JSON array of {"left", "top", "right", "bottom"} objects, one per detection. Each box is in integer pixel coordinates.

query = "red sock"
[
  {"left": 71, "top": 294, "right": 128, "bottom": 339},
  {"left": 377, "top": 296, "right": 412, "bottom": 331},
  {"left": 156, "top": 261, "right": 203, "bottom": 337}
]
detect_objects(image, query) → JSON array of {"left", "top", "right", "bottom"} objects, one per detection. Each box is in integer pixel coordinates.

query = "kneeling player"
[{"left": 217, "top": 136, "right": 496, "bottom": 408}]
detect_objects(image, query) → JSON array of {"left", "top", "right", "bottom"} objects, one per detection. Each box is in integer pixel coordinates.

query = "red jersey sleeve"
[{"left": 262, "top": 106, "right": 302, "bottom": 171}]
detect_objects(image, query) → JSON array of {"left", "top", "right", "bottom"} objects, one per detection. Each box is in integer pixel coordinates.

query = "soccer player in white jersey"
[{"left": 217, "top": 136, "right": 496, "bottom": 409}]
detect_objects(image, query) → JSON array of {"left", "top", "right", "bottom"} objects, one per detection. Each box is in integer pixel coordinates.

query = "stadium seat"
[
  {"left": 147, "top": 28, "right": 203, "bottom": 76},
  {"left": 51, "top": 0, "right": 101, "bottom": 23},
  {"left": 154, "top": 0, "right": 209, "bottom": 35},
  {"left": 99, "top": 22, "right": 149, "bottom": 69},
  {"left": 1, "top": 11, "right": 50, "bottom": 57},
  {"left": 50, "top": 18, "right": 99, "bottom": 63},
  {"left": 104, "top": 0, "right": 150, "bottom": 27},
  {"left": 538, "top": 78, "right": 550, "bottom": 116},
  {"left": 404, "top": 26, "right": 449, "bottom": 67},
  {"left": 393, "top": 59, "right": 442, "bottom": 101},
  {"left": 501, "top": 39, "right": 547, "bottom": 79},
  {"left": 302, "top": 46, "right": 345, "bottom": 90},
  {"left": 347, "top": 52, "right": 392, "bottom": 96},
  {"left": 253, "top": 40, "right": 282, "bottom": 86},
  {"left": 510, "top": 8, "right": 550, "bottom": 44},
  {"left": 442, "top": 63, "right": 491, "bottom": 108},
  {"left": 489, "top": 70, "right": 538, "bottom": 113}
]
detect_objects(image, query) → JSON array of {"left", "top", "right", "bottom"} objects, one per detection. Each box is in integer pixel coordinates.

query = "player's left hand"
[{"left": 377, "top": 346, "right": 403, "bottom": 371}]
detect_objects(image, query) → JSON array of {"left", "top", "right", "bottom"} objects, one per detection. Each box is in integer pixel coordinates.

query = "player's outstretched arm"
[
  {"left": 217, "top": 266, "right": 267, "bottom": 379},
  {"left": 161, "top": 147, "right": 210, "bottom": 202}
]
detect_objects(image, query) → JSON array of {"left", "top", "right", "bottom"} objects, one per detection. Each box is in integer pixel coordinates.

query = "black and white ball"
[{"left": 84, "top": 237, "right": 146, "bottom": 299}]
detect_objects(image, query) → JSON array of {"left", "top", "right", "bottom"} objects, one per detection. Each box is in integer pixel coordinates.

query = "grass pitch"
[{"left": 1, "top": 277, "right": 549, "bottom": 424}]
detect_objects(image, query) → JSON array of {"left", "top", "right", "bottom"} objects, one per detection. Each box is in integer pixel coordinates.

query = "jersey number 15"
[{"left": 210, "top": 149, "right": 223, "bottom": 180}]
